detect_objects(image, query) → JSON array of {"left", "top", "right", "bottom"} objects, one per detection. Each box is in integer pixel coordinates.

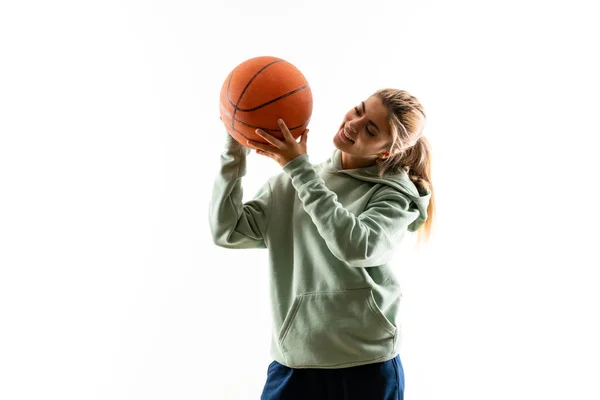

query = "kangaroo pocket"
[{"left": 277, "top": 288, "right": 397, "bottom": 368}]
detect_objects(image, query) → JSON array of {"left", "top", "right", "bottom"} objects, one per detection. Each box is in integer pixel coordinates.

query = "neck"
[{"left": 340, "top": 152, "right": 378, "bottom": 170}]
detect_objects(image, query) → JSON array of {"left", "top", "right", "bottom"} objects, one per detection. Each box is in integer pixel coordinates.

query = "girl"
[{"left": 209, "top": 88, "right": 435, "bottom": 399}]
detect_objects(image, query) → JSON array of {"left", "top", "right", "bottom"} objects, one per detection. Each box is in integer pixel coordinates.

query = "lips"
[{"left": 341, "top": 128, "right": 355, "bottom": 144}]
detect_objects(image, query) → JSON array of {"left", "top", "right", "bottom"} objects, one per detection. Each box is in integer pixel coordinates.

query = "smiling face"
[{"left": 333, "top": 95, "right": 394, "bottom": 169}]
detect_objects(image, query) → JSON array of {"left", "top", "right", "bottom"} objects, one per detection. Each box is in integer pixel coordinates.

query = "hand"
[{"left": 247, "top": 119, "right": 309, "bottom": 167}]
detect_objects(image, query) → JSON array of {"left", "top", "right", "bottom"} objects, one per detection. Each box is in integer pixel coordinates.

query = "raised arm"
[{"left": 209, "top": 133, "right": 272, "bottom": 249}]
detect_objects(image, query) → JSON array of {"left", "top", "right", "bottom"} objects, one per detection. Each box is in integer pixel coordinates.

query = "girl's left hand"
[{"left": 247, "top": 119, "right": 309, "bottom": 167}]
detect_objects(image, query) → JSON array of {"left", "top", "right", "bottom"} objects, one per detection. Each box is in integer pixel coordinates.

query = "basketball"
[{"left": 219, "top": 56, "right": 313, "bottom": 146}]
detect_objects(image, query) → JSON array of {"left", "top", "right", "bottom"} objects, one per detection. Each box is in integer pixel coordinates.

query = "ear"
[
  {"left": 383, "top": 147, "right": 402, "bottom": 158},
  {"left": 379, "top": 150, "right": 393, "bottom": 160}
]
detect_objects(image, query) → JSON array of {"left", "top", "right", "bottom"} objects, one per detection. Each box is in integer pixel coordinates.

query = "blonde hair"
[{"left": 374, "top": 88, "right": 435, "bottom": 244}]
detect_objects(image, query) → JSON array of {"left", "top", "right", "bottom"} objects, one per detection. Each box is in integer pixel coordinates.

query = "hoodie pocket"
[{"left": 277, "top": 288, "right": 397, "bottom": 368}]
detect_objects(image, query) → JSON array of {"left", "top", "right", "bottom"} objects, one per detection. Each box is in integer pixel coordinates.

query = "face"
[{"left": 333, "top": 95, "right": 393, "bottom": 168}]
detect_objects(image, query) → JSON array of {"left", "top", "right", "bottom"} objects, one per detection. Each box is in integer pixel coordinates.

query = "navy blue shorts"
[{"left": 260, "top": 355, "right": 404, "bottom": 400}]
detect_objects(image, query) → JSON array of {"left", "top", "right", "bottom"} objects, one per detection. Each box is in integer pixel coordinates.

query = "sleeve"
[
  {"left": 283, "top": 154, "right": 420, "bottom": 267},
  {"left": 208, "top": 133, "right": 272, "bottom": 249}
]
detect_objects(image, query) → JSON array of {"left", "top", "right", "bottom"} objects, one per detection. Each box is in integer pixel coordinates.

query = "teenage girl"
[{"left": 210, "top": 88, "right": 435, "bottom": 399}]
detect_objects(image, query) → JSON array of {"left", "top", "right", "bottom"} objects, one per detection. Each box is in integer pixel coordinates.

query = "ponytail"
[
  {"left": 374, "top": 88, "right": 435, "bottom": 244},
  {"left": 405, "top": 136, "right": 435, "bottom": 244}
]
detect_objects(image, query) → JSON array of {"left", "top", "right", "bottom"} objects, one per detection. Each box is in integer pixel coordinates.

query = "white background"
[{"left": 1, "top": 0, "right": 599, "bottom": 399}]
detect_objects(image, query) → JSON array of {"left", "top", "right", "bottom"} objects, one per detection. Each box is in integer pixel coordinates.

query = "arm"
[
  {"left": 208, "top": 133, "right": 271, "bottom": 249},
  {"left": 283, "top": 155, "right": 420, "bottom": 267}
]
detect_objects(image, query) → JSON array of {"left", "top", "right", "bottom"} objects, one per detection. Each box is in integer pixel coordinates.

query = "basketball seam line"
[
  {"left": 224, "top": 119, "right": 311, "bottom": 142},
  {"left": 229, "top": 84, "right": 310, "bottom": 112},
  {"left": 219, "top": 103, "right": 310, "bottom": 132}
]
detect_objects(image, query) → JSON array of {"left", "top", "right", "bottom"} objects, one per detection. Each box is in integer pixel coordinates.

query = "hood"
[{"left": 321, "top": 149, "right": 431, "bottom": 232}]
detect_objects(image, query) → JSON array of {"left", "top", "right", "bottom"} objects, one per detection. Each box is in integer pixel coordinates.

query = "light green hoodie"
[{"left": 209, "top": 133, "right": 430, "bottom": 369}]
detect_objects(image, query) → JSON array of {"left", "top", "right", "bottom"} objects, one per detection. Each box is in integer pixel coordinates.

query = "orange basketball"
[{"left": 219, "top": 56, "right": 313, "bottom": 146}]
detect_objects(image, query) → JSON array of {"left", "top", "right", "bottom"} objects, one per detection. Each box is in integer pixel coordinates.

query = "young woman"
[{"left": 209, "top": 88, "right": 435, "bottom": 399}]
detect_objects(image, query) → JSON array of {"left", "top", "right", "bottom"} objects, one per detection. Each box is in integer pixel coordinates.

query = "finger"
[
  {"left": 255, "top": 128, "right": 284, "bottom": 148},
  {"left": 247, "top": 139, "right": 277, "bottom": 153},
  {"left": 243, "top": 137, "right": 259, "bottom": 150},
  {"left": 300, "top": 128, "right": 309, "bottom": 144},
  {"left": 277, "top": 119, "right": 294, "bottom": 142},
  {"left": 256, "top": 149, "right": 275, "bottom": 159}
]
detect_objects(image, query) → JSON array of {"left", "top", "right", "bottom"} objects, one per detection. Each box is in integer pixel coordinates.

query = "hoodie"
[{"left": 209, "top": 133, "right": 430, "bottom": 369}]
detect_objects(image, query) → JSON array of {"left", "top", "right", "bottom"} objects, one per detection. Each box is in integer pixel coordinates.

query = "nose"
[
  {"left": 346, "top": 118, "right": 363, "bottom": 134},
  {"left": 346, "top": 119, "right": 359, "bottom": 134}
]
